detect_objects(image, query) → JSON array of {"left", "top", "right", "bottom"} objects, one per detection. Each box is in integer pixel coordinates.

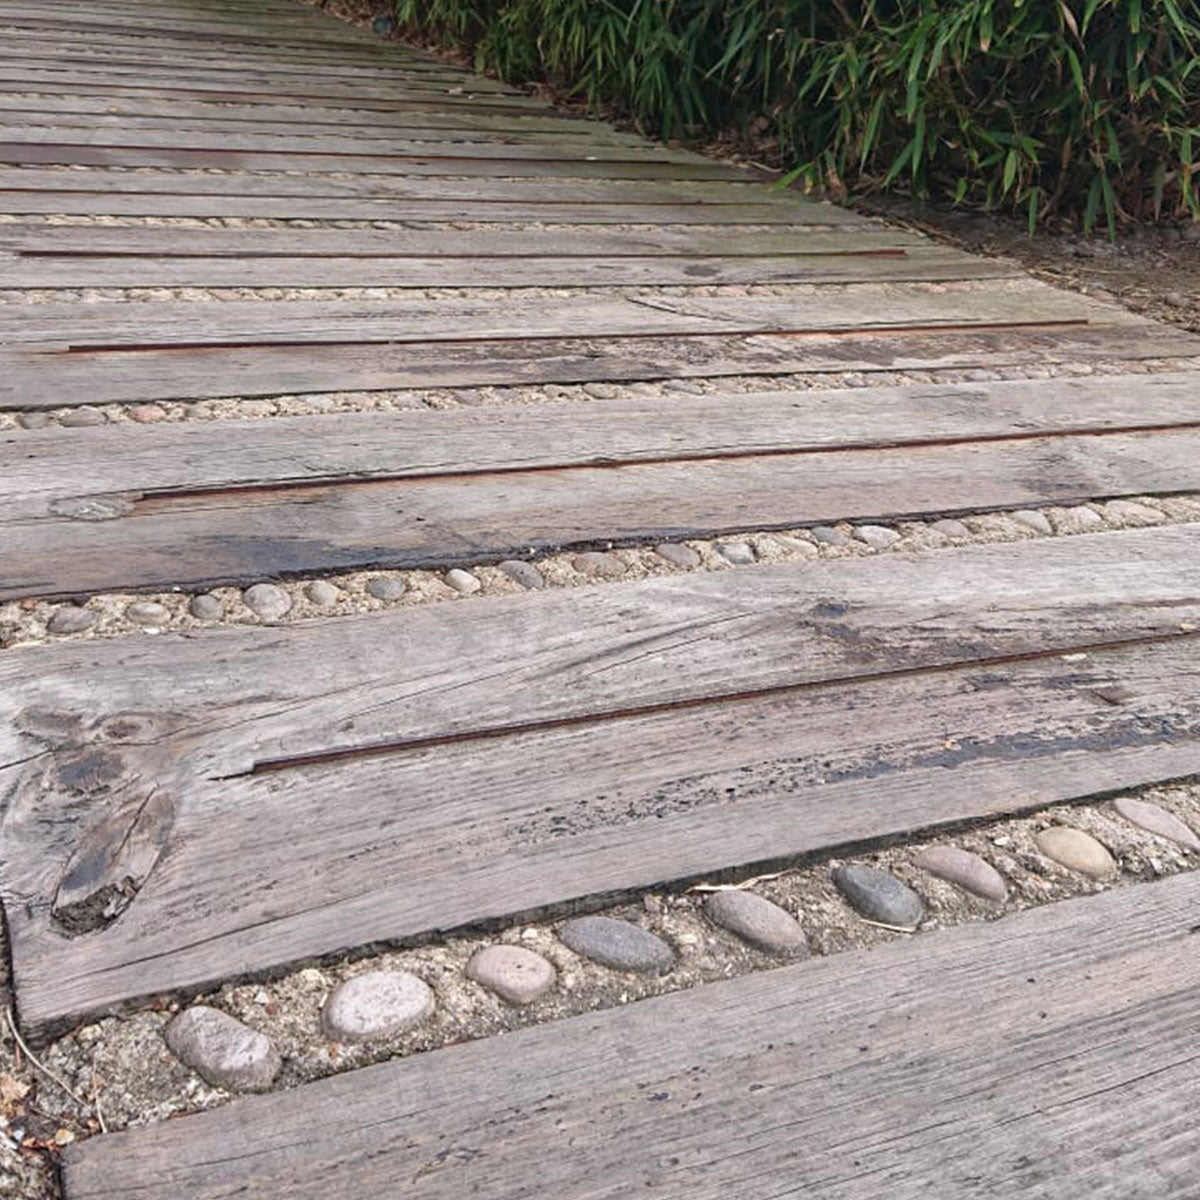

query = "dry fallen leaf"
[{"left": 0, "top": 1073, "right": 30, "bottom": 1105}]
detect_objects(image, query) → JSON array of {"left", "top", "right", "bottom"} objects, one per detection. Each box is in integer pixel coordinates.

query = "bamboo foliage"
[{"left": 394, "top": 0, "right": 1200, "bottom": 232}]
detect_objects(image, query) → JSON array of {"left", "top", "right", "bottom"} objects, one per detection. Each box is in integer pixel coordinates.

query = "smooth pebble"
[
  {"left": 126, "top": 600, "right": 169, "bottom": 627},
  {"left": 47, "top": 606, "right": 95, "bottom": 635},
  {"left": 913, "top": 845, "right": 1007, "bottom": 902},
  {"left": 1035, "top": 826, "right": 1116, "bottom": 877},
  {"left": 832, "top": 864, "right": 925, "bottom": 928},
  {"left": 365, "top": 576, "right": 406, "bottom": 601},
  {"left": 445, "top": 568, "right": 481, "bottom": 594},
  {"left": 560, "top": 916, "right": 674, "bottom": 973},
  {"left": 853, "top": 525, "right": 900, "bottom": 549},
  {"left": 705, "top": 890, "right": 808, "bottom": 956},
  {"left": 656, "top": 543, "right": 701, "bottom": 569},
  {"left": 189, "top": 593, "right": 224, "bottom": 620},
  {"left": 466, "top": 945, "right": 556, "bottom": 1005},
  {"left": 305, "top": 580, "right": 341, "bottom": 607},
  {"left": 322, "top": 971, "right": 435, "bottom": 1042},
  {"left": 242, "top": 583, "right": 292, "bottom": 620},
  {"left": 498, "top": 560, "right": 544, "bottom": 590},
  {"left": 717, "top": 541, "right": 756, "bottom": 565},
  {"left": 165, "top": 1006, "right": 281, "bottom": 1093},
  {"left": 1112, "top": 797, "right": 1200, "bottom": 851}
]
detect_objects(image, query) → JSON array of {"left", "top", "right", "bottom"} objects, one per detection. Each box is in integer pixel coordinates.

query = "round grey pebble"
[
  {"left": 60, "top": 406, "right": 107, "bottom": 428},
  {"left": 305, "top": 580, "right": 341, "bottom": 607},
  {"left": 17, "top": 412, "right": 51, "bottom": 430},
  {"left": 189, "top": 592, "right": 225, "bottom": 620},
  {"left": 465, "top": 945, "right": 556, "bottom": 1005},
  {"left": 853, "top": 525, "right": 900, "bottom": 550},
  {"left": 655, "top": 542, "right": 701, "bottom": 569},
  {"left": 47, "top": 606, "right": 95, "bottom": 635},
  {"left": 832, "top": 863, "right": 926, "bottom": 928},
  {"left": 365, "top": 576, "right": 406, "bottom": 601},
  {"left": 165, "top": 1006, "right": 281, "bottom": 1093},
  {"left": 1102, "top": 498, "right": 1165, "bottom": 526},
  {"left": 717, "top": 541, "right": 756, "bottom": 565},
  {"left": 126, "top": 600, "right": 169, "bottom": 627},
  {"left": 445, "top": 568, "right": 481, "bottom": 594},
  {"left": 705, "top": 890, "right": 808, "bottom": 956},
  {"left": 1011, "top": 510, "right": 1053, "bottom": 536},
  {"left": 498, "top": 559, "right": 545, "bottom": 590},
  {"left": 242, "top": 582, "right": 292, "bottom": 620},
  {"left": 559, "top": 916, "right": 675, "bottom": 974},
  {"left": 1049, "top": 506, "right": 1104, "bottom": 535},
  {"left": 810, "top": 525, "right": 850, "bottom": 547},
  {"left": 931, "top": 518, "right": 970, "bottom": 538},
  {"left": 583, "top": 381, "right": 620, "bottom": 399},
  {"left": 573, "top": 551, "right": 625, "bottom": 579},
  {"left": 322, "top": 970, "right": 435, "bottom": 1043}
]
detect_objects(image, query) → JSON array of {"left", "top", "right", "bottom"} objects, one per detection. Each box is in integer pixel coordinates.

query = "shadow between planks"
[
  {"left": 60, "top": 870, "right": 1200, "bottom": 1199},
  {"left": 5, "top": 525, "right": 1200, "bottom": 1035}
]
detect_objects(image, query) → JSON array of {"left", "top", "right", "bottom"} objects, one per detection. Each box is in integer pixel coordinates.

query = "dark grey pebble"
[
  {"left": 189, "top": 593, "right": 225, "bottom": 620},
  {"left": 498, "top": 560, "right": 545, "bottom": 589},
  {"left": 810, "top": 525, "right": 850, "bottom": 547},
  {"left": 833, "top": 864, "right": 925, "bottom": 928},
  {"left": 366, "top": 576, "right": 406, "bottom": 601},
  {"left": 47, "top": 606, "right": 95, "bottom": 635},
  {"left": 560, "top": 916, "right": 674, "bottom": 973},
  {"left": 656, "top": 543, "right": 701, "bottom": 569}
]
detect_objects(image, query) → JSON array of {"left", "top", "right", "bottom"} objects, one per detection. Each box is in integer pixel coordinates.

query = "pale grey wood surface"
[
  {"left": 0, "top": 223, "right": 921, "bottom": 256},
  {"left": 7, "top": 425, "right": 1200, "bottom": 599},
  {"left": 6, "top": 373, "right": 1194, "bottom": 519},
  {"left": 5, "top": 527, "right": 1200, "bottom": 1031},
  {"left": 2, "top": 323, "right": 1193, "bottom": 411},
  {"left": 0, "top": 166, "right": 806, "bottom": 205},
  {"left": 61, "top": 870, "right": 1200, "bottom": 1199},
  {"left": 0, "top": 286, "right": 1111, "bottom": 348}
]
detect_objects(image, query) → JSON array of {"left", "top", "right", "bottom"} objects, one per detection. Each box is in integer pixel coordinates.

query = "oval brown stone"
[
  {"left": 913, "top": 846, "right": 1007, "bottom": 903},
  {"left": 1035, "top": 826, "right": 1116, "bottom": 878},
  {"left": 466, "top": 945, "right": 556, "bottom": 1006}
]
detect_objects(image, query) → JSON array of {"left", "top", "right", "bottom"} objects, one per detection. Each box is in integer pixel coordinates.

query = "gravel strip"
[
  {"left": 2, "top": 778, "right": 1196, "bottom": 1200},
  {"left": 4, "top": 493, "right": 1198, "bottom": 650}
]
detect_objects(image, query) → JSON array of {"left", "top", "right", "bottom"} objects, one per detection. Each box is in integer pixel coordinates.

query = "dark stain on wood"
[{"left": 53, "top": 789, "right": 174, "bottom": 935}]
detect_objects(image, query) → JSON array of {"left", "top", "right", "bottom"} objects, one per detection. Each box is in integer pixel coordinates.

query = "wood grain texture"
[
  {"left": 7, "top": 372, "right": 1195, "bottom": 518},
  {"left": 0, "top": 223, "right": 921, "bottom": 256},
  {"left": 0, "top": 139, "right": 752, "bottom": 176},
  {"left": 0, "top": 286, "right": 1114, "bottom": 348},
  {"left": 5, "top": 527, "right": 1200, "bottom": 1032},
  {"left": 6, "top": 425, "right": 1200, "bottom": 600},
  {"left": 3, "top": 323, "right": 1194, "bottom": 412},
  {"left": 60, "top": 870, "right": 1200, "bottom": 1200}
]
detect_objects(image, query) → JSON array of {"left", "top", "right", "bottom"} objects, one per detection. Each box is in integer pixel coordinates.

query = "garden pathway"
[{"left": 1, "top": 0, "right": 1199, "bottom": 1196}]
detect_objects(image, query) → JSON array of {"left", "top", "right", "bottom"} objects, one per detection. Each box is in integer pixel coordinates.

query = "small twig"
[
  {"left": 690, "top": 871, "right": 786, "bottom": 893},
  {"left": 4, "top": 1006, "right": 88, "bottom": 1108},
  {"left": 93, "top": 1091, "right": 107, "bottom": 1135},
  {"left": 859, "top": 919, "right": 919, "bottom": 934}
]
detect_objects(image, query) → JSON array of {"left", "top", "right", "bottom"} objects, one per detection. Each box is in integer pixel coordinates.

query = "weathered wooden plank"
[
  {"left": 5, "top": 374, "right": 1196, "bottom": 520},
  {"left": 4, "top": 425, "right": 1200, "bottom": 600},
  {"left": 0, "top": 192, "right": 841, "bottom": 224},
  {"left": 0, "top": 93, "right": 609, "bottom": 136},
  {"left": 0, "top": 77, "right": 556, "bottom": 114},
  {"left": 1, "top": 286, "right": 1104, "bottom": 349},
  {"left": 0, "top": 224, "right": 926, "bottom": 257},
  {"left": 0, "top": 74, "right": 558, "bottom": 114},
  {"left": 0, "top": 139, "right": 755, "bottom": 178},
  {"left": 2, "top": 323, "right": 1192, "bottom": 411},
  {"left": 5, "top": 527, "right": 1200, "bottom": 1031},
  {"left": 0, "top": 130, "right": 715, "bottom": 165},
  {"left": 60, "top": 870, "right": 1200, "bottom": 1200},
  {"left": 0, "top": 166, "right": 811, "bottom": 207},
  {"left": 0, "top": 248, "right": 1016, "bottom": 289},
  {"left": 8, "top": 112, "right": 639, "bottom": 147}
]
